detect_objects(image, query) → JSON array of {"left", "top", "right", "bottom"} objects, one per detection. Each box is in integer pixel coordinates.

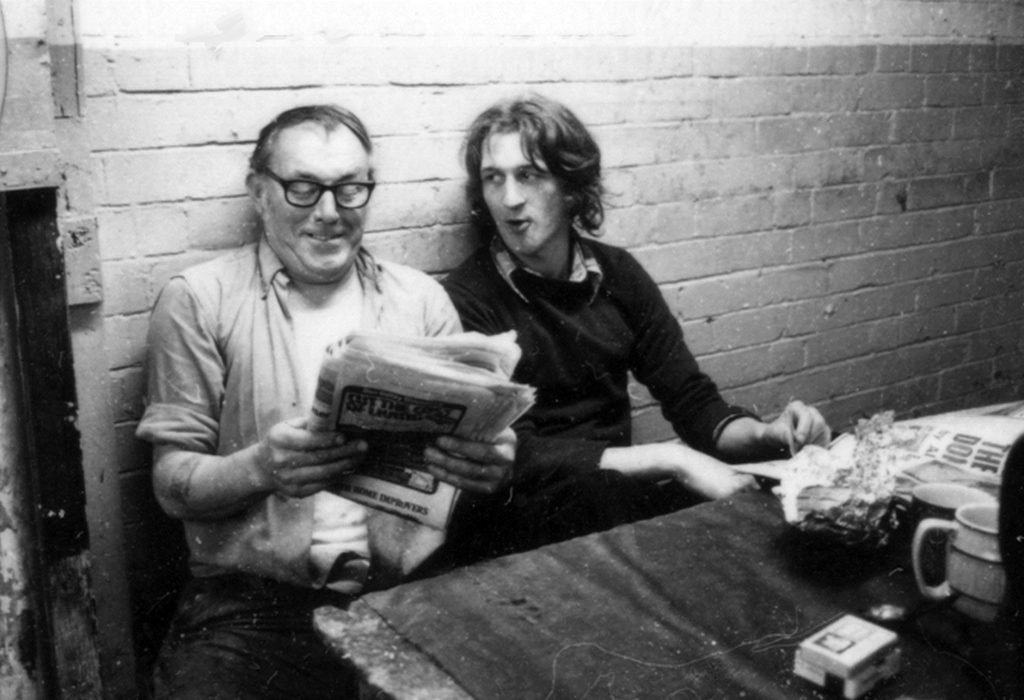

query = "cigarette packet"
[{"left": 794, "top": 614, "right": 900, "bottom": 699}]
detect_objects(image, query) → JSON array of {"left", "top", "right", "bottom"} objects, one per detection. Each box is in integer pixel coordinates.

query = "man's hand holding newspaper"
[
  {"left": 308, "top": 330, "right": 535, "bottom": 530},
  {"left": 423, "top": 428, "right": 516, "bottom": 496}
]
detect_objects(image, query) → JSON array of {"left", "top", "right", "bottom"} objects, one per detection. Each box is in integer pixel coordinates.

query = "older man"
[
  {"left": 440, "top": 94, "right": 831, "bottom": 562},
  {"left": 137, "top": 104, "right": 514, "bottom": 699}
]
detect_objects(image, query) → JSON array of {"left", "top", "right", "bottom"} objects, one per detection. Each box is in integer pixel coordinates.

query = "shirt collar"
[
  {"left": 257, "top": 236, "right": 382, "bottom": 300},
  {"left": 490, "top": 234, "right": 603, "bottom": 303}
]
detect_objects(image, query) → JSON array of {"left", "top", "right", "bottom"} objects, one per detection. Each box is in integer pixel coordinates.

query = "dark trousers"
[{"left": 153, "top": 573, "right": 359, "bottom": 700}]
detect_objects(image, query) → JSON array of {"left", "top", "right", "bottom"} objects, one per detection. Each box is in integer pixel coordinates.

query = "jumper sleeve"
[{"left": 617, "top": 253, "right": 754, "bottom": 457}]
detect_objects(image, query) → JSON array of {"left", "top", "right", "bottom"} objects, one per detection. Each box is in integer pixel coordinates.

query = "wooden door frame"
[{"left": 1, "top": 188, "right": 102, "bottom": 698}]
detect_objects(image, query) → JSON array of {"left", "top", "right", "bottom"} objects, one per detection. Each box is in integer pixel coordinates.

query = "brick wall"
[{"left": 66, "top": 1, "right": 1024, "bottom": 694}]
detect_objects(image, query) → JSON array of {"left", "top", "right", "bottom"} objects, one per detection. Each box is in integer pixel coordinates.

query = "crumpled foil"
[
  {"left": 775, "top": 411, "right": 912, "bottom": 548},
  {"left": 790, "top": 487, "right": 900, "bottom": 548}
]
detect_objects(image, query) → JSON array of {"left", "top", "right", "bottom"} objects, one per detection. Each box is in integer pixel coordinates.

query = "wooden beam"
[{"left": 5, "top": 189, "right": 102, "bottom": 698}]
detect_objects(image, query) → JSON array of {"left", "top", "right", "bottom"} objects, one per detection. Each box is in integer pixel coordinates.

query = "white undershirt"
[{"left": 290, "top": 272, "right": 370, "bottom": 592}]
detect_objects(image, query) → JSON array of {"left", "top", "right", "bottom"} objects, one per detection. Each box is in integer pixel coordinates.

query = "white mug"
[
  {"left": 912, "top": 502, "right": 1005, "bottom": 623},
  {"left": 908, "top": 483, "right": 994, "bottom": 586}
]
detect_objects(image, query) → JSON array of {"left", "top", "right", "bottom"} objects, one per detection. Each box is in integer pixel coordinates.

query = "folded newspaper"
[
  {"left": 763, "top": 403, "right": 1024, "bottom": 547},
  {"left": 308, "top": 330, "right": 536, "bottom": 530}
]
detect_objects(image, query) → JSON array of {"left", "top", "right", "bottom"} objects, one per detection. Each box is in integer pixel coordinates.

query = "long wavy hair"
[{"left": 463, "top": 94, "right": 604, "bottom": 238}]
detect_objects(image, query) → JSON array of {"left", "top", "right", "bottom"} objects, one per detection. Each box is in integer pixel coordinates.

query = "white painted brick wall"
[{"left": 63, "top": 8, "right": 1024, "bottom": 676}]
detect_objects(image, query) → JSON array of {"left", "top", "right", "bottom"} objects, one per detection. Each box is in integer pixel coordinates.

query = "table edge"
[{"left": 314, "top": 600, "right": 475, "bottom": 700}]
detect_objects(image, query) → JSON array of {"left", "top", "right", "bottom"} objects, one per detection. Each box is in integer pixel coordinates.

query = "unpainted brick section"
[
  {"left": 792, "top": 150, "right": 864, "bottom": 189},
  {"left": 913, "top": 270, "right": 983, "bottom": 311},
  {"left": 939, "top": 360, "right": 1000, "bottom": 401},
  {"left": 953, "top": 106, "right": 1009, "bottom": 140},
  {"left": 812, "top": 184, "right": 879, "bottom": 223},
  {"left": 892, "top": 108, "right": 954, "bottom": 142},
  {"left": 899, "top": 306, "right": 959, "bottom": 344},
  {"left": 631, "top": 409, "right": 676, "bottom": 446},
  {"left": 698, "top": 305, "right": 792, "bottom": 354},
  {"left": 786, "top": 286, "right": 916, "bottom": 335},
  {"left": 790, "top": 222, "right": 861, "bottom": 262},
  {"left": 976, "top": 258, "right": 1024, "bottom": 295},
  {"left": 925, "top": 75, "right": 986, "bottom": 108},
  {"left": 993, "top": 166, "right": 1024, "bottom": 199},
  {"left": 862, "top": 208, "right": 973, "bottom": 251},
  {"left": 772, "top": 190, "right": 813, "bottom": 229},
  {"left": 805, "top": 45, "right": 876, "bottom": 75},
  {"left": 804, "top": 317, "right": 904, "bottom": 367},
  {"left": 673, "top": 265, "right": 828, "bottom": 318},
  {"left": 997, "top": 44, "right": 1024, "bottom": 73},
  {"left": 877, "top": 45, "right": 912, "bottom": 73},
  {"left": 910, "top": 44, "right": 972, "bottom": 73},
  {"left": 967, "top": 325, "right": 1022, "bottom": 362},
  {"left": 863, "top": 141, "right": 982, "bottom": 180},
  {"left": 698, "top": 339, "right": 806, "bottom": 390},
  {"left": 984, "top": 74, "right": 1024, "bottom": 106},
  {"left": 859, "top": 74, "right": 926, "bottom": 110},
  {"left": 908, "top": 174, "right": 968, "bottom": 210},
  {"left": 980, "top": 289, "right": 1024, "bottom": 328}
]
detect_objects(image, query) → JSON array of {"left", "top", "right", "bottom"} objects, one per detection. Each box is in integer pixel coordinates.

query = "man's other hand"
[
  {"left": 423, "top": 427, "right": 516, "bottom": 495},
  {"left": 255, "top": 417, "right": 368, "bottom": 498}
]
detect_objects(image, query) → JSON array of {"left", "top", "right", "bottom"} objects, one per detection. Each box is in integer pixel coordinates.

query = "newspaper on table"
[
  {"left": 765, "top": 403, "right": 1024, "bottom": 546},
  {"left": 308, "top": 330, "right": 536, "bottom": 530},
  {"left": 883, "top": 403, "right": 1024, "bottom": 500}
]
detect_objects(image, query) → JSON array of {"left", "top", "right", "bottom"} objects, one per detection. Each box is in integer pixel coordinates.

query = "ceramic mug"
[
  {"left": 909, "top": 483, "right": 995, "bottom": 586},
  {"left": 912, "top": 502, "right": 1006, "bottom": 622}
]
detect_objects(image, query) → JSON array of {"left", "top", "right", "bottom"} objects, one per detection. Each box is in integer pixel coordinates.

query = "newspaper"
[
  {"left": 308, "top": 330, "right": 536, "bottom": 530},
  {"left": 880, "top": 410, "right": 1024, "bottom": 501},
  {"left": 749, "top": 405, "right": 1024, "bottom": 498}
]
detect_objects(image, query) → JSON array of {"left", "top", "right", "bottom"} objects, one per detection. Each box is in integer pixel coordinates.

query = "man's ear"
[{"left": 246, "top": 171, "right": 266, "bottom": 214}]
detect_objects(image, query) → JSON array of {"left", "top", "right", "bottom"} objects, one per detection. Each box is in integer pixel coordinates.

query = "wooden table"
[{"left": 316, "top": 493, "right": 1021, "bottom": 699}]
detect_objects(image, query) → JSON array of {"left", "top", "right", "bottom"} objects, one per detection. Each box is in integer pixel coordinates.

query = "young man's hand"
[
  {"left": 600, "top": 442, "right": 757, "bottom": 500},
  {"left": 760, "top": 400, "right": 831, "bottom": 456}
]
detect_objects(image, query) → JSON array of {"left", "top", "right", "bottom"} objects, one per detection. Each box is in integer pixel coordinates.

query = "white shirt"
[{"left": 291, "top": 270, "right": 370, "bottom": 592}]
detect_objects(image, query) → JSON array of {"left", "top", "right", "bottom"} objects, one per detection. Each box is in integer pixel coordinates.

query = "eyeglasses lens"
[{"left": 279, "top": 178, "right": 372, "bottom": 209}]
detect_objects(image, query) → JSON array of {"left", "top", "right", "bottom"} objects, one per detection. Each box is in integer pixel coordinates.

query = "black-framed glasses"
[{"left": 262, "top": 169, "right": 376, "bottom": 209}]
